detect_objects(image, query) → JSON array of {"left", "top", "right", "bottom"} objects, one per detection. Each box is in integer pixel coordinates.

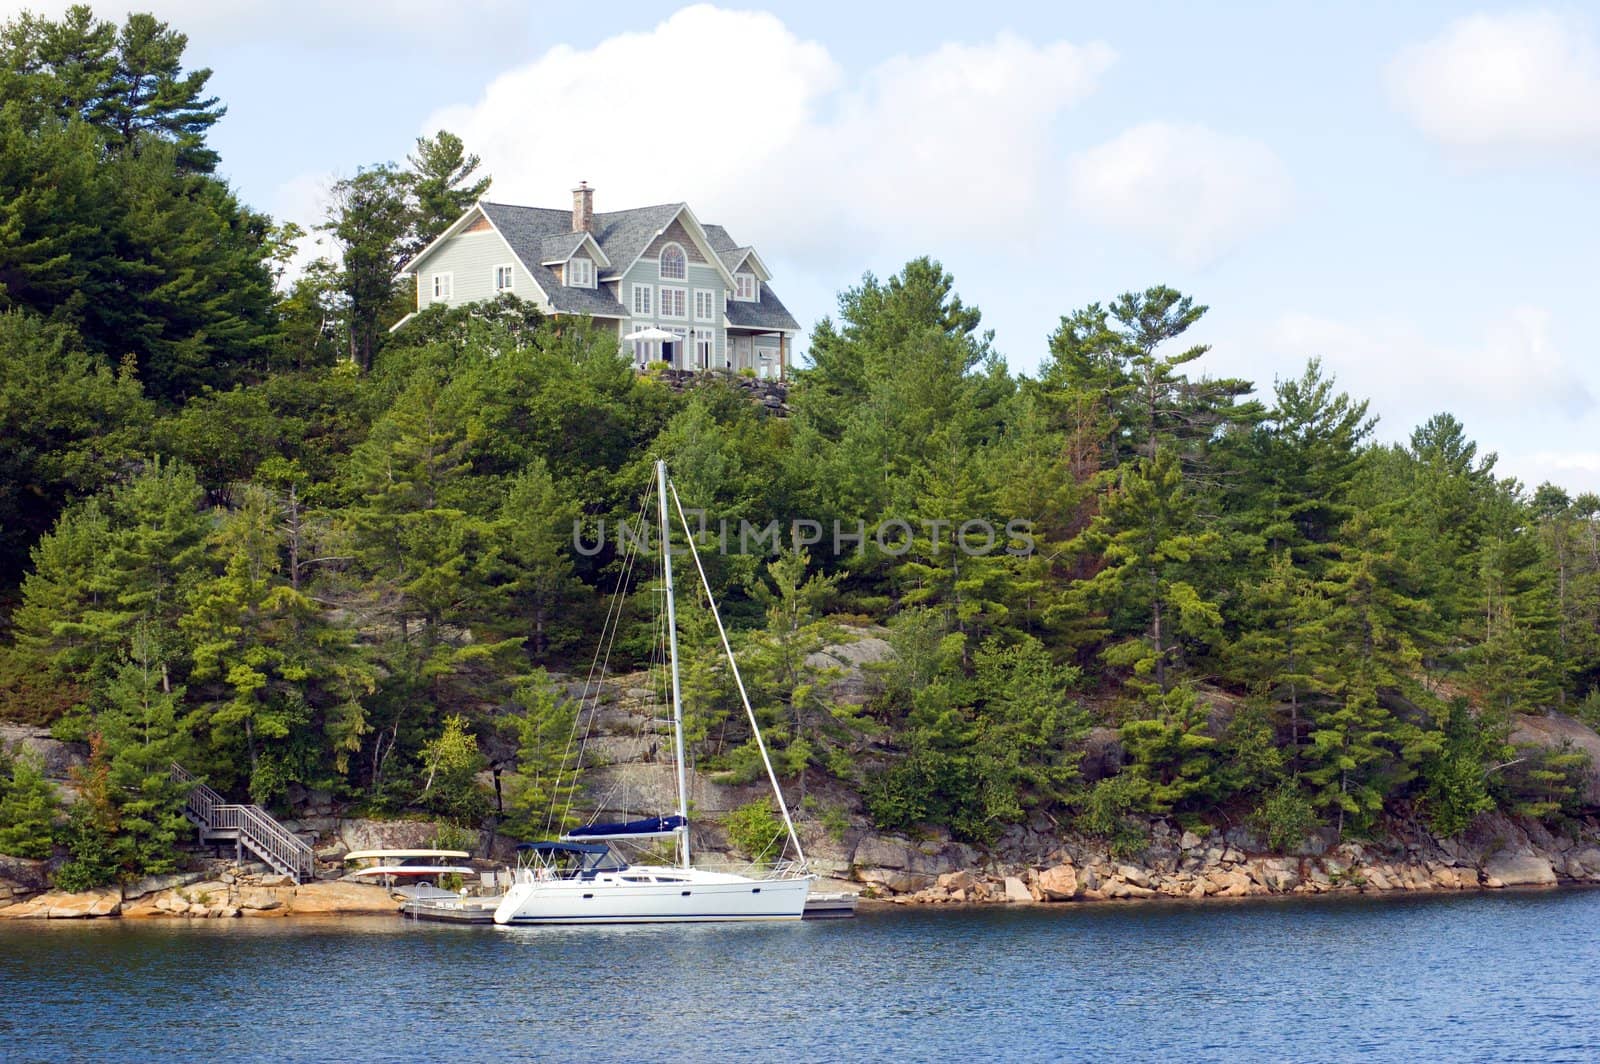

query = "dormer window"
[
  {"left": 567, "top": 257, "right": 595, "bottom": 288},
  {"left": 659, "top": 243, "right": 686, "bottom": 281},
  {"left": 734, "top": 272, "right": 757, "bottom": 301}
]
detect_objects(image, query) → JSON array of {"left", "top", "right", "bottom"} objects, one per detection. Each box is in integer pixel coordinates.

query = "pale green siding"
[
  {"left": 620, "top": 218, "right": 727, "bottom": 367},
  {"left": 414, "top": 229, "right": 544, "bottom": 311}
]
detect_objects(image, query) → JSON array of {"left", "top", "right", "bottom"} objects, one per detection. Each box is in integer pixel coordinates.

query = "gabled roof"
[
  {"left": 725, "top": 281, "right": 800, "bottom": 332},
  {"left": 479, "top": 202, "right": 629, "bottom": 318},
  {"left": 539, "top": 231, "right": 611, "bottom": 268},
  {"left": 599, "top": 203, "right": 738, "bottom": 289},
  {"left": 406, "top": 196, "right": 797, "bottom": 327},
  {"left": 703, "top": 225, "right": 771, "bottom": 281}
]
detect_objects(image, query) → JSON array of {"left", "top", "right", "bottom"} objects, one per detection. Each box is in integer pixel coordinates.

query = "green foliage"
[
  {"left": 1075, "top": 774, "right": 1150, "bottom": 861},
  {"left": 1118, "top": 686, "right": 1221, "bottom": 814},
  {"left": 433, "top": 820, "right": 476, "bottom": 854},
  {"left": 1252, "top": 780, "right": 1320, "bottom": 853},
  {"left": 724, "top": 798, "right": 785, "bottom": 864},
  {"left": 0, "top": 52, "right": 1594, "bottom": 866},
  {"left": 0, "top": 750, "right": 60, "bottom": 859},
  {"left": 502, "top": 671, "right": 581, "bottom": 839},
  {"left": 417, "top": 714, "right": 488, "bottom": 825}
]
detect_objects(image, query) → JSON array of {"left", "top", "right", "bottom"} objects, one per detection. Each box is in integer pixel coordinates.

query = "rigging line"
[
  {"left": 668, "top": 478, "right": 808, "bottom": 871},
  {"left": 544, "top": 487, "right": 653, "bottom": 838},
  {"left": 556, "top": 488, "right": 650, "bottom": 835}
]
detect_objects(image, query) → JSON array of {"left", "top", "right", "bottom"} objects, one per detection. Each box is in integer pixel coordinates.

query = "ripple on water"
[{"left": 1, "top": 889, "right": 1598, "bottom": 1062}]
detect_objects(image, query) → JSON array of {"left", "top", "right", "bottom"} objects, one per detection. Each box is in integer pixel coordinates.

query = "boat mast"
[
  {"left": 669, "top": 480, "right": 809, "bottom": 871},
  {"left": 656, "top": 459, "right": 692, "bottom": 870}
]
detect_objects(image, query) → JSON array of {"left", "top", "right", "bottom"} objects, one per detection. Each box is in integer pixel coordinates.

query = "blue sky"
[{"left": 9, "top": 1, "right": 1600, "bottom": 491}]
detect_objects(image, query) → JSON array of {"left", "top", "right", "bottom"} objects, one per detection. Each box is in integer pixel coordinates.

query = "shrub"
[
  {"left": 1253, "top": 780, "right": 1320, "bottom": 853},
  {"left": 1076, "top": 774, "right": 1150, "bottom": 860},
  {"left": 725, "top": 799, "right": 785, "bottom": 864}
]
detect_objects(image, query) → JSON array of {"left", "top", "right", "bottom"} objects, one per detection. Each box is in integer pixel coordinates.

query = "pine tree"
[
  {"left": 95, "top": 625, "right": 192, "bottom": 876},
  {"left": 1118, "top": 685, "right": 1220, "bottom": 814},
  {"left": 1067, "top": 449, "right": 1224, "bottom": 693},
  {"left": 0, "top": 750, "right": 60, "bottom": 859},
  {"left": 405, "top": 130, "right": 491, "bottom": 251}
]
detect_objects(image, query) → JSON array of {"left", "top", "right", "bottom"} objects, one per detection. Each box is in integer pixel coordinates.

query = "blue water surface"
[{"left": 2, "top": 888, "right": 1597, "bottom": 1062}]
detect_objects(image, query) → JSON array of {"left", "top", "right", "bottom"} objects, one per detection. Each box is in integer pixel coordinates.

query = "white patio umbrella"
[
  {"left": 623, "top": 325, "right": 680, "bottom": 369},
  {"left": 622, "top": 326, "right": 678, "bottom": 342}
]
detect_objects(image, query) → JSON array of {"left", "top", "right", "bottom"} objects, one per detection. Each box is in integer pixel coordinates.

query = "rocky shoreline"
[{"left": 3, "top": 805, "right": 1597, "bottom": 920}]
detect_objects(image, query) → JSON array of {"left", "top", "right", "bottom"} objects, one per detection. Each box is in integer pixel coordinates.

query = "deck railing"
[{"left": 171, "top": 764, "right": 315, "bottom": 883}]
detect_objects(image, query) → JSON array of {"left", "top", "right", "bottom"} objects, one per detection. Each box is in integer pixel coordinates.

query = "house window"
[
  {"left": 694, "top": 328, "right": 714, "bottom": 369},
  {"left": 693, "top": 289, "right": 717, "bottom": 322},
  {"left": 432, "top": 273, "right": 453, "bottom": 300},
  {"left": 659, "top": 286, "right": 686, "bottom": 319},
  {"left": 666, "top": 326, "right": 688, "bottom": 368},
  {"left": 659, "top": 243, "right": 686, "bottom": 281},
  {"left": 493, "top": 265, "right": 514, "bottom": 292},
  {"left": 735, "top": 272, "right": 757, "bottom": 301},
  {"left": 567, "top": 257, "right": 595, "bottom": 288},
  {"left": 632, "top": 283, "right": 652, "bottom": 316}
]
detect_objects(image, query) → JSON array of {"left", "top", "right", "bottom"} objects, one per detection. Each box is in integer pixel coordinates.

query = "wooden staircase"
[{"left": 171, "top": 764, "right": 315, "bottom": 883}]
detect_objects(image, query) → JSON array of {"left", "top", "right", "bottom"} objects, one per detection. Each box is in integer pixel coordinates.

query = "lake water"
[{"left": 2, "top": 888, "right": 1598, "bottom": 1062}]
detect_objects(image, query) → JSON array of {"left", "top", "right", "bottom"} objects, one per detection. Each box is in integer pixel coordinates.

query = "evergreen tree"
[
  {"left": 406, "top": 129, "right": 491, "bottom": 251},
  {"left": 0, "top": 750, "right": 60, "bottom": 859},
  {"left": 0, "top": 313, "right": 151, "bottom": 586},
  {"left": 1066, "top": 449, "right": 1224, "bottom": 692}
]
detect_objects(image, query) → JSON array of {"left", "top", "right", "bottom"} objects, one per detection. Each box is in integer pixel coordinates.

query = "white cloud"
[
  {"left": 1245, "top": 306, "right": 1600, "bottom": 491},
  {"left": 1387, "top": 9, "right": 1600, "bottom": 156},
  {"left": 424, "top": 5, "right": 1114, "bottom": 265},
  {"left": 1065, "top": 122, "right": 1293, "bottom": 267},
  {"left": 1263, "top": 305, "right": 1593, "bottom": 433}
]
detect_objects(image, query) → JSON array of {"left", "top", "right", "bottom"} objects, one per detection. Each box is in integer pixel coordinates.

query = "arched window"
[{"left": 659, "top": 243, "right": 686, "bottom": 280}]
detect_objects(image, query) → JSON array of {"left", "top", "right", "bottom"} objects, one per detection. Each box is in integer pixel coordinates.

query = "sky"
[{"left": 8, "top": 1, "right": 1600, "bottom": 492}]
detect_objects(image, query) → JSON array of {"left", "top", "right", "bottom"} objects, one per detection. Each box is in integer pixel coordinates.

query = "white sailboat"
[{"left": 493, "top": 460, "right": 815, "bottom": 925}]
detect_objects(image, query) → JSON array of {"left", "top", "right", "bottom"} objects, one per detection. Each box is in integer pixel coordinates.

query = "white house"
[{"left": 395, "top": 182, "right": 801, "bottom": 379}]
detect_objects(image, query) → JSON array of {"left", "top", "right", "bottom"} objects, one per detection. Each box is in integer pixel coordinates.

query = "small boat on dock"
[{"left": 342, "top": 850, "right": 476, "bottom": 890}]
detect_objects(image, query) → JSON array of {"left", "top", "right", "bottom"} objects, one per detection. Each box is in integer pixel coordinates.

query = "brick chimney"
[{"left": 572, "top": 181, "right": 594, "bottom": 233}]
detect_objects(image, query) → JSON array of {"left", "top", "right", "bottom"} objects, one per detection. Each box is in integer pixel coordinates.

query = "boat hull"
[{"left": 493, "top": 871, "right": 812, "bottom": 925}]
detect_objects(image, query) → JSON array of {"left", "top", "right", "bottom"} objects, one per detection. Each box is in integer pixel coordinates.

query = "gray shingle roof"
[
  {"left": 478, "top": 200, "right": 797, "bottom": 328},
  {"left": 725, "top": 282, "right": 800, "bottom": 332},
  {"left": 480, "top": 202, "right": 629, "bottom": 318},
  {"left": 538, "top": 232, "right": 590, "bottom": 264}
]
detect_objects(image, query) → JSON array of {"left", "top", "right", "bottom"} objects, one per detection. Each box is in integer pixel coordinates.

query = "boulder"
[
  {"left": 0, "top": 854, "right": 51, "bottom": 893},
  {"left": 2, "top": 887, "right": 122, "bottom": 919},
  {"left": 1178, "top": 831, "right": 1202, "bottom": 852},
  {"left": 1481, "top": 853, "right": 1557, "bottom": 887},
  {"left": 1511, "top": 713, "right": 1600, "bottom": 805},
  {"left": 238, "top": 889, "right": 283, "bottom": 911},
  {"left": 1079, "top": 728, "right": 1124, "bottom": 783},
  {"left": 1569, "top": 847, "right": 1600, "bottom": 878},
  {"left": 1116, "top": 864, "right": 1151, "bottom": 888},
  {"left": 1036, "top": 864, "right": 1079, "bottom": 901},
  {"left": 337, "top": 818, "right": 449, "bottom": 854},
  {"left": 283, "top": 881, "right": 397, "bottom": 915},
  {"left": 1207, "top": 868, "right": 1253, "bottom": 897},
  {"left": 855, "top": 868, "right": 933, "bottom": 895},
  {"left": 937, "top": 869, "right": 976, "bottom": 893},
  {"left": 0, "top": 724, "right": 86, "bottom": 779},
  {"left": 853, "top": 833, "right": 913, "bottom": 870},
  {"left": 1003, "top": 876, "right": 1032, "bottom": 904}
]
